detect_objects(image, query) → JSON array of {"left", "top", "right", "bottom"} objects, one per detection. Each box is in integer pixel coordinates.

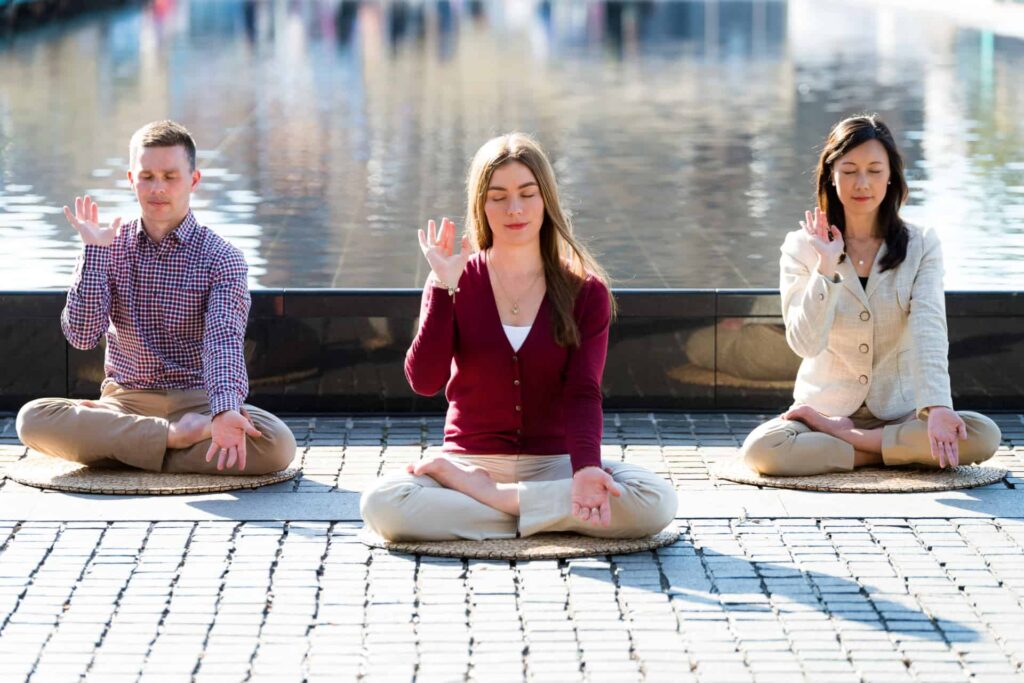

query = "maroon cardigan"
[{"left": 405, "top": 254, "right": 611, "bottom": 472}]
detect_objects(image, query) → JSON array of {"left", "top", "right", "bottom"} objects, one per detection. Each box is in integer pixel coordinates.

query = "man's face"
[{"left": 128, "top": 145, "right": 200, "bottom": 228}]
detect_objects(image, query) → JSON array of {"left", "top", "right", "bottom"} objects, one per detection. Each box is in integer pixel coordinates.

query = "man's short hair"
[{"left": 129, "top": 120, "right": 197, "bottom": 171}]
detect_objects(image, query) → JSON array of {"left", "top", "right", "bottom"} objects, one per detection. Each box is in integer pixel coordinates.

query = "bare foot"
[
  {"left": 782, "top": 405, "right": 853, "bottom": 437},
  {"left": 167, "top": 412, "right": 213, "bottom": 449},
  {"left": 407, "top": 456, "right": 519, "bottom": 516},
  {"left": 408, "top": 456, "right": 492, "bottom": 489}
]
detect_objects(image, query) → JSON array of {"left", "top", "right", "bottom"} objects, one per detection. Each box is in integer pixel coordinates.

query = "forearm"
[
  {"left": 61, "top": 245, "right": 113, "bottom": 349},
  {"left": 405, "top": 283, "right": 456, "bottom": 395}
]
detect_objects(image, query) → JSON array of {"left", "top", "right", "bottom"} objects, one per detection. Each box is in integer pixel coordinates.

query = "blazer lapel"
[
  {"left": 865, "top": 242, "right": 891, "bottom": 300},
  {"left": 840, "top": 257, "right": 869, "bottom": 308}
]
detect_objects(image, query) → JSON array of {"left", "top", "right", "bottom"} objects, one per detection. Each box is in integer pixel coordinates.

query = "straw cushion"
[
  {"left": 3, "top": 452, "right": 299, "bottom": 495},
  {"left": 668, "top": 363, "right": 794, "bottom": 390},
  {"left": 713, "top": 457, "right": 1007, "bottom": 493},
  {"left": 360, "top": 525, "right": 681, "bottom": 560}
]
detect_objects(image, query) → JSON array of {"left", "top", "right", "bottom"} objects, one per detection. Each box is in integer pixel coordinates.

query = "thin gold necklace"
[{"left": 488, "top": 250, "right": 544, "bottom": 317}]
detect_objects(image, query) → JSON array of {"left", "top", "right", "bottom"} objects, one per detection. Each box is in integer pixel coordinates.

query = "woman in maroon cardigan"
[{"left": 360, "top": 133, "right": 677, "bottom": 541}]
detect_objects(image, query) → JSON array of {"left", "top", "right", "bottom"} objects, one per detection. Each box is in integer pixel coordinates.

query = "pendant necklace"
[{"left": 489, "top": 251, "right": 544, "bottom": 317}]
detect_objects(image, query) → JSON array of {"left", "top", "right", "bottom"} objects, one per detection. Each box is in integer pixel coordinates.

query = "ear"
[
  {"left": 127, "top": 170, "right": 134, "bottom": 188},
  {"left": 190, "top": 169, "right": 201, "bottom": 191}
]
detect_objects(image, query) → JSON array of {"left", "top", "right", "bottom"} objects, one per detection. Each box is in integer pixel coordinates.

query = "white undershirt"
[{"left": 502, "top": 324, "right": 532, "bottom": 352}]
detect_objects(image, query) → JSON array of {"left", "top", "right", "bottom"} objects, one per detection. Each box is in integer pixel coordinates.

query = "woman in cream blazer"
[{"left": 742, "top": 115, "right": 1000, "bottom": 476}]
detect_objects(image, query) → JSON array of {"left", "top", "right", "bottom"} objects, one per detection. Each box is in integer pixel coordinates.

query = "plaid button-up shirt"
[{"left": 61, "top": 211, "right": 251, "bottom": 415}]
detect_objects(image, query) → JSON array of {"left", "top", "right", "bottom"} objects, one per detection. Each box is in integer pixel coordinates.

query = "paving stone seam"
[{"left": 190, "top": 522, "right": 242, "bottom": 679}]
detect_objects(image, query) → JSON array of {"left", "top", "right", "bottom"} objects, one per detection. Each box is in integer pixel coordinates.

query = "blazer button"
[
  {"left": 859, "top": 375, "right": 868, "bottom": 385},
  {"left": 859, "top": 343, "right": 869, "bottom": 353},
  {"left": 859, "top": 310, "right": 871, "bottom": 321},
  {"left": 818, "top": 293, "right": 825, "bottom": 301}
]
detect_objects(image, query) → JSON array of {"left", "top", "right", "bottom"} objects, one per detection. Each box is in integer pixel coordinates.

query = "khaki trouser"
[
  {"left": 15, "top": 383, "right": 296, "bottom": 475},
  {"left": 742, "top": 406, "right": 1001, "bottom": 476},
  {"left": 360, "top": 454, "right": 678, "bottom": 542}
]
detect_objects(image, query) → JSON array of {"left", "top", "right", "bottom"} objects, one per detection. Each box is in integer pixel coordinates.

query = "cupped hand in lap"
[
  {"left": 927, "top": 406, "right": 967, "bottom": 468},
  {"left": 205, "top": 408, "right": 263, "bottom": 472},
  {"left": 571, "top": 466, "right": 623, "bottom": 528}
]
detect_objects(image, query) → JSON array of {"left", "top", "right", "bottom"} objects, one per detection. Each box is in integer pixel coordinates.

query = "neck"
[
  {"left": 141, "top": 211, "right": 188, "bottom": 243},
  {"left": 843, "top": 212, "right": 881, "bottom": 241},
  {"left": 489, "top": 241, "right": 544, "bottom": 274}
]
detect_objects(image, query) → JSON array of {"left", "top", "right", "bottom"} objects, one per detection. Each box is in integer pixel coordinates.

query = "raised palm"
[
  {"left": 63, "top": 195, "right": 121, "bottom": 247},
  {"left": 801, "top": 206, "right": 844, "bottom": 268},
  {"left": 418, "top": 217, "right": 471, "bottom": 289}
]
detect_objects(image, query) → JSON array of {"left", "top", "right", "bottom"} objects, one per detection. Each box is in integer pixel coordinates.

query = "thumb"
[
  {"left": 957, "top": 420, "right": 968, "bottom": 440},
  {"left": 606, "top": 480, "right": 623, "bottom": 497},
  {"left": 110, "top": 216, "right": 122, "bottom": 233},
  {"left": 244, "top": 422, "right": 263, "bottom": 438}
]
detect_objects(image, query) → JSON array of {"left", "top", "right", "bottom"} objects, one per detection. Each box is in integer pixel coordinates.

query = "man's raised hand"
[
  {"left": 417, "top": 217, "right": 471, "bottom": 290},
  {"left": 63, "top": 195, "right": 121, "bottom": 247}
]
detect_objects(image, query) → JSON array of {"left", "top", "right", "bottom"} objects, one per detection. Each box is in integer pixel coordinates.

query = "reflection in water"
[{"left": 0, "top": 0, "right": 1021, "bottom": 289}]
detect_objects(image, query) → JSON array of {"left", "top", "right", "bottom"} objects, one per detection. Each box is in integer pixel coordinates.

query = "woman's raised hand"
[
  {"left": 418, "top": 217, "right": 471, "bottom": 290},
  {"left": 63, "top": 195, "right": 121, "bottom": 247},
  {"left": 801, "top": 207, "right": 844, "bottom": 277}
]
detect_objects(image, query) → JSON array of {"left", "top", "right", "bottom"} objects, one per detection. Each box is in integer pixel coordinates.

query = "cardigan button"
[
  {"left": 515, "top": 405, "right": 522, "bottom": 412},
  {"left": 859, "top": 310, "right": 871, "bottom": 321},
  {"left": 859, "top": 375, "right": 868, "bottom": 385},
  {"left": 512, "top": 355, "right": 518, "bottom": 362},
  {"left": 513, "top": 379, "right": 520, "bottom": 386},
  {"left": 859, "top": 343, "right": 869, "bottom": 353}
]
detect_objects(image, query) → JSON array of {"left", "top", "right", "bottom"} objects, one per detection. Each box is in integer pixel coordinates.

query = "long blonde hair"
[{"left": 465, "top": 133, "right": 614, "bottom": 347}]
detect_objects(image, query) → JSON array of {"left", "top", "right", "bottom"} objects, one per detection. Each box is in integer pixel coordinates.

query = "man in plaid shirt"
[{"left": 16, "top": 121, "right": 295, "bottom": 475}]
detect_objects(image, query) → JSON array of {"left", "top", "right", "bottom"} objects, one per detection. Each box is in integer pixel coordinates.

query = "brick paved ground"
[{"left": 0, "top": 413, "right": 1023, "bottom": 682}]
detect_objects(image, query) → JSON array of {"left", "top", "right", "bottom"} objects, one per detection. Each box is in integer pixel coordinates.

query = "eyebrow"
[
  {"left": 487, "top": 181, "right": 538, "bottom": 191},
  {"left": 839, "top": 160, "right": 885, "bottom": 166}
]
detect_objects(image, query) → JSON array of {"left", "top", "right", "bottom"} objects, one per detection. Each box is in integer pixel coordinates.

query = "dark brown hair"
[
  {"left": 466, "top": 133, "right": 614, "bottom": 347},
  {"left": 816, "top": 114, "right": 909, "bottom": 271},
  {"left": 129, "top": 120, "right": 197, "bottom": 171}
]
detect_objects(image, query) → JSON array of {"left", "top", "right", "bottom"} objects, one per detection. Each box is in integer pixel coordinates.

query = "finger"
[
  {"left": 238, "top": 440, "right": 247, "bottom": 472},
  {"left": 948, "top": 440, "right": 959, "bottom": 468},
  {"left": 205, "top": 442, "right": 218, "bottom": 463},
  {"left": 63, "top": 205, "right": 79, "bottom": 229},
  {"left": 936, "top": 440, "right": 947, "bottom": 468},
  {"left": 90, "top": 197, "right": 99, "bottom": 224},
  {"left": 75, "top": 196, "right": 84, "bottom": 220},
  {"left": 226, "top": 446, "right": 238, "bottom": 470},
  {"left": 83, "top": 195, "right": 93, "bottom": 221},
  {"left": 418, "top": 228, "right": 429, "bottom": 252},
  {"left": 804, "top": 211, "right": 813, "bottom": 234},
  {"left": 460, "top": 233, "right": 471, "bottom": 255},
  {"left": 244, "top": 422, "right": 262, "bottom": 438},
  {"left": 427, "top": 219, "right": 437, "bottom": 245},
  {"left": 607, "top": 481, "right": 623, "bottom": 498},
  {"left": 572, "top": 502, "right": 581, "bottom": 518},
  {"left": 217, "top": 448, "right": 227, "bottom": 471},
  {"left": 78, "top": 399, "right": 101, "bottom": 408},
  {"left": 930, "top": 437, "right": 940, "bottom": 465},
  {"left": 599, "top": 502, "right": 612, "bottom": 527},
  {"left": 579, "top": 506, "right": 591, "bottom": 521}
]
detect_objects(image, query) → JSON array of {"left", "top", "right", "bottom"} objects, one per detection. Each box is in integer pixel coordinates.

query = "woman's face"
[
  {"left": 484, "top": 160, "right": 546, "bottom": 248},
  {"left": 831, "top": 138, "right": 891, "bottom": 219}
]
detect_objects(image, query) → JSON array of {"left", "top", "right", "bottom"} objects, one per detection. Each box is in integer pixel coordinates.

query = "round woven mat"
[
  {"left": 667, "top": 363, "right": 794, "bottom": 390},
  {"left": 360, "top": 525, "right": 681, "bottom": 560},
  {"left": 4, "top": 453, "right": 300, "bottom": 495},
  {"left": 713, "top": 457, "right": 1007, "bottom": 493}
]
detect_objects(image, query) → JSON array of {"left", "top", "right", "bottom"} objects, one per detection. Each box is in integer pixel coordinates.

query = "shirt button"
[
  {"left": 859, "top": 375, "right": 868, "bottom": 385},
  {"left": 860, "top": 310, "right": 871, "bottom": 321},
  {"left": 515, "top": 405, "right": 522, "bottom": 412},
  {"left": 859, "top": 343, "right": 869, "bottom": 353},
  {"left": 513, "top": 379, "right": 520, "bottom": 386}
]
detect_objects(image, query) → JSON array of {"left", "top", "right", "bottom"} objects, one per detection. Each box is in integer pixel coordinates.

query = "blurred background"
[{"left": 0, "top": 0, "right": 1022, "bottom": 290}]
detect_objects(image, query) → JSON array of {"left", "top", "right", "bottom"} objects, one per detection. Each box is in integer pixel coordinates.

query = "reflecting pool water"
[{"left": 0, "top": 0, "right": 1022, "bottom": 289}]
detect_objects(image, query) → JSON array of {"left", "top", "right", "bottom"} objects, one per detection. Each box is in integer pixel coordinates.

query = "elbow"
[
  {"left": 785, "top": 330, "right": 823, "bottom": 359},
  {"left": 65, "top": 332, "right": 101, "bottom": 351},
  {"left": 404, "top": 364, "right": 445, "bottom": 397}
]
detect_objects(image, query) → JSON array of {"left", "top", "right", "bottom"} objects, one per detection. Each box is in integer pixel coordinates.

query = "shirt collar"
[{"left": 135, "top": 210, "right": 198, "bottom": 247}]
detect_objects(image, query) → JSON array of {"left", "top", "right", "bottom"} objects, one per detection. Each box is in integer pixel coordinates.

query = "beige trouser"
[
  {"left": 15, "top": 383, "right": 296, "bottom": 475},
  {"left": 360, "top": 454, "right": 678, "bottom": 542},
  {"left": 742, "top": 406, "right": 1001, "bottom": 476}
]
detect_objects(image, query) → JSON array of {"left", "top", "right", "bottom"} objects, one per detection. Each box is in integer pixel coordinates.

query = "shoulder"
[
  {"left": 194, "top": 224, "right": 247, "bottom": 277},
  {"left": 575, "top": 273, "right": 611, "bottom": 319},
  {"left": 902, "top": 222, "right": 942, "bottom": 263}
]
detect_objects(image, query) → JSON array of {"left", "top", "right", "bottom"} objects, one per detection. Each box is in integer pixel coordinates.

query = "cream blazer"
[{"left": 780, "top": 223, "right": 952, "bottom": 420}]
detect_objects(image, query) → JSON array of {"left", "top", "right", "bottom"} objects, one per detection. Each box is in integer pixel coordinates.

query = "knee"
[
  {"left": 250, "top": 415, "right": 297, "bottom": 474},
  {"left": 16, "top": 398, "right": 52, "bottom": 448},
  {"left": 959, "top": 412, "right": 1001, "bottom": 464},
  {"left": 360, "top": 478, "right": 416, "bottom": 540},
  {"left": 742, "top": 431, "right": 787, "bottom": 476},
  {"left": 619, "top": 469, "right": 678, "bottom": 536}
]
